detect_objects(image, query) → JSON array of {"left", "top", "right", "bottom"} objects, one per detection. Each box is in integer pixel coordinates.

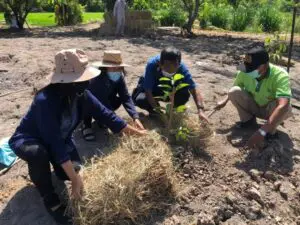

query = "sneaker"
[
  {"left": 235, "top": 117, "right": 257, "bottom": 129},
  {"left": 266, "top": 132, "right": 279, "bottom": 141},
  {"left": 44, "top": 193, "right": 72, "bottom": 225}
]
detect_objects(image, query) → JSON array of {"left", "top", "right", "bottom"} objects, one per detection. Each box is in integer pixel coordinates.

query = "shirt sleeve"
[
  {"left": 143, "top": 60, "right": 156, "bottom": 91},
  {"left": 180, "top": 63, "right": 196, "bottom": 89},
  {"left": 118, "top": 76, "right": 139, "bottom": 119},
  {"left": 233, "top": 72, "right": 244, "bottom": 88},
  {"left": 36, "top": 96, "right": 70, "bottom": 165},
  {"left": 84, "top": 90, "right": 127, "bottom": 133},
  {"left": 275, "top": 74, "right": 292, "bottom": 99}
]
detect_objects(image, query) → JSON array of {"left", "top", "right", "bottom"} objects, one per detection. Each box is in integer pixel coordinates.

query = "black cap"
[{"left": 238, "top": 46, "right": 269, "bottom": 73}]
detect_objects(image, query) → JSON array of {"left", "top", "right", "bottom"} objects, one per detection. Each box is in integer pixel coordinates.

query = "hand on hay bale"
[
  {"left": 70, "top": 131, "right": 178, "bottom": 225},
  {"left": 62, "top": 161, "right": 84, "bottom": 201},
  {"left": 121, "top": 123, "right": 148, "bottom": 136}
]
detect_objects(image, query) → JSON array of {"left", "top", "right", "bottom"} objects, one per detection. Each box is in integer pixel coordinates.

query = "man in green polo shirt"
[{"left": 215, "top": 46, "right": 292, "bottom": 148}]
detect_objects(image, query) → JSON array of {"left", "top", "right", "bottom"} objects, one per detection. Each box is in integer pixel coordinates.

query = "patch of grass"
[
  {"left": 0, "top": 12, "right": 104, "bottom": 27},
  {"left": 0, "top": 13, "right": 4, "bottom": 24},
  {"left": 83, "top": 12, "right": 104, "bottom": 24},
  {"left": 27, "top": 13, "right": 56, "bottom": 27}
]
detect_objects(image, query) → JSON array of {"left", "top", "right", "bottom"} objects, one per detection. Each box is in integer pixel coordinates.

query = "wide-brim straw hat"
[
  {"left": 91, "top": 50, "right": 131, "bottom": 68},
  {"left": 47, "top": 49, "right": 101, "bottom": 84}
]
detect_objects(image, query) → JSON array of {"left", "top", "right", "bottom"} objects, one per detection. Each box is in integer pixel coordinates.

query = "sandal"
[{"left": 82, "top": 126, "right": 95, "bottom": 141}]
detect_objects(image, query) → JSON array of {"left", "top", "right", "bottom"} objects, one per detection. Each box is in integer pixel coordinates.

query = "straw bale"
[{"left": 72, "top": 131, "right": 177, "bottom": 225}]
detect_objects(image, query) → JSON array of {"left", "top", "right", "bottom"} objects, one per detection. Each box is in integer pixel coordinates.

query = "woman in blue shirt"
[
  {"left": 9, "top": 49, "right": 146, "bottom": 225},
  {"left": 82, "top": 50, "right": 145, "bottom": 141}
]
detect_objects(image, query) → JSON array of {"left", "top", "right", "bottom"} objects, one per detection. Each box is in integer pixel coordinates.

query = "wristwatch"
[{"left": 258, "top": 128, "right": 267, "bottom": 137}]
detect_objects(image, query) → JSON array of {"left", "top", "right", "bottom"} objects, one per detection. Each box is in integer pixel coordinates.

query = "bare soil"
[{"left": 0, "top": 25, "right": 300, "bottom": 225}]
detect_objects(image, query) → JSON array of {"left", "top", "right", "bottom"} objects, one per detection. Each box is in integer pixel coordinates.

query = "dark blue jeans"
[
  {"left": 84, "top": 96, "right": 122, "bottom": 128},
  {"left": 133, "top": 88, "right": 191, "bottom": 113},
  {"left": 14, "top": 143, "right": 80, "bottom": 199}
]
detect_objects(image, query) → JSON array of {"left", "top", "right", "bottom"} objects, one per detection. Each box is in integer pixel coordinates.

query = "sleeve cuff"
[
  {"left": 132, "top": 114, "right": 140, "bottom": 120},
  {"left": 110, "top": 120, "right": 127, "bottom": 134},
  {"left": 57, "top": 155, "right": 71, "bottom": 165}
]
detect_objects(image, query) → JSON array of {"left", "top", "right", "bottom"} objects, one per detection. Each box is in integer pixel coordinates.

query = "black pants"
[
  {"left": 14, "top": 143, "right": 80, "bottom": 199},
  {"left": 133, "top": 88, "right": 190, "bottom": 113},
  {"left": 83, "top": 96, "right": 122, "bottom": 128}
]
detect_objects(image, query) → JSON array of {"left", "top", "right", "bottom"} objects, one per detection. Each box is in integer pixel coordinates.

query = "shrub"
[
  {"left": 295, "top": 17, "right": 300, "bottom": 34},
  {"left": 258, "top": 5, "right": 282, "bottom": 32},
  {"left": 265, "top": 33, "right": 287, "bottom": 64},
  {"left": 132, "top": 0, "right": 150, "bottom": 10},
  {"left": 231, "top": 4, "right": 254, "bottom": 31},
  {"left": 280, "top": 0, "right": 294, "bottom": 12},
  {"left": 199, "top": 2, "right": 210, "bottom": 28},
  {"left": 153, "top": 8, "right": 186, "bottom": 27},
  {"left": 40, "top": 2, "right": 54, "bottom": 12},
  {"left": 55, "top": 1, "right": 83, "bottom": 26},
  {"left": 209, "top": 4, "right": 232, "bottom": 29},
  {"left": 85, "top": 0, "right": 105, "bottom": 12}
]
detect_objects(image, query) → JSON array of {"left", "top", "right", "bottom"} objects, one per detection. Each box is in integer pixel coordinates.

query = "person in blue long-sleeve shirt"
[
  {"left": 82, "top": 50, "right": 145, "bottom": 141},
  {"left": 9, "top": 49, "right": 146, "bottom": 225},
  {"left": 132, "top": 47, "right": 209, "bottom": 122}
]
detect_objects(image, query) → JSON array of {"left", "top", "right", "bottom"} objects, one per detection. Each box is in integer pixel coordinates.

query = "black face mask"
[
  {"left": 60, "top": 81, "right": 89, "bottom": 97},
  {"left": 73, "top": 81, "right": 89, "bottom": 96}
]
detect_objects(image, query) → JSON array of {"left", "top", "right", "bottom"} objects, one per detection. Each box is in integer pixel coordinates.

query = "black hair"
[{"left": 160, "top": 47, "right": 181, "bottom": 65}]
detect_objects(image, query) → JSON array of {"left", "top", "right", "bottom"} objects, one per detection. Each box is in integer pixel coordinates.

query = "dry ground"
[{"left": 0, "top": 26, "right": 300, "bottom": 225}]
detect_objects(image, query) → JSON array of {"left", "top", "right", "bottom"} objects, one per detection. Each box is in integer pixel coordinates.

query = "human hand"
[
  {"left": 134, "top": 119, "right": 145, "bottom": 130},
  {"left": 198, "top": 110, "right": 209, "bottom": 123},
  {"left": 71, "top": 174, "right": 84, "bottom": 200}
]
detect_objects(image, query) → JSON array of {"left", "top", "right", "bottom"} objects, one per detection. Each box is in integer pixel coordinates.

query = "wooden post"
[{"left": 287, "top": 1, "right": 297, "bottom": 72}]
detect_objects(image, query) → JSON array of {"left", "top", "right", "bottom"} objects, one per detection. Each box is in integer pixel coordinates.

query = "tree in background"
[
  {"left": 0, "top": 0, "right": 40, "bottom": 29},
  {"left": 54, "top": 0, "right": 83, "bottom": 26},
  {"left": 182, "top": 0, "right": 202, "bottom": 34}
]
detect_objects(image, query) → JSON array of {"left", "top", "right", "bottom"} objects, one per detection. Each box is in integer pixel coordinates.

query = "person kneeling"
[
  {"left": 9, "top": 49, "right": 146, "bottom": 225},
  {"left": 216, "top": 46, "right": 292, "bottom": 148},
  {"left": 132, "top": 47, "right": 208, "bottom": 122},
  {"left": 82, "top": 50, "right": 145, "bottom": 141}
]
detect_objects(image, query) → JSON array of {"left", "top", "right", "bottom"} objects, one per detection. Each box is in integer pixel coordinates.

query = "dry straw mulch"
[{"left": 71, "top": 131, "right": 178, "bottom": 225}]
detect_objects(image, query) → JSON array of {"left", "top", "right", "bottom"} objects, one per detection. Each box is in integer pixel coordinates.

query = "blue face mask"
[
  {"left": 246, "top": 70, "right": 261, "bottom": 79},
  {"left": 107, "top": 72, "right": 122, "bottom": 81}
]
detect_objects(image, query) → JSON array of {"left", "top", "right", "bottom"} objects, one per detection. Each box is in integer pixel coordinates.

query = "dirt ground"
[{"left": 0, "top": 25, "right": 300, "bottom": 225}]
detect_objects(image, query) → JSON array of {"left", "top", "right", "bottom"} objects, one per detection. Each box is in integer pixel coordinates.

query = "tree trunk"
[
  {"left": 4, "top": 0, "right": 31, "bottom": 30},
  {"left": 16, "top": 17, "right": 24, "bottom": 29},
  {"left": 182, "top": 0, "right": 201, "bottom": 34}
]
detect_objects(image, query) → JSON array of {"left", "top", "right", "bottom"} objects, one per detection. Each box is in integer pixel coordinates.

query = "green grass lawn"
[
  {"left": 0, "top": 13, "right": 4, "bottom": 23},
  {"left": 0, "top": 12, "right": 104, "bottom": 27}
]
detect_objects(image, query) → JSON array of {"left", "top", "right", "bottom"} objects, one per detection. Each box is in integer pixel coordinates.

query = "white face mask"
[
  {"left": 246, "top": 70, "right": 261, "bottom": 79},
  {"left": 162, "top": 70, "right": 176, "bottom": 78}
]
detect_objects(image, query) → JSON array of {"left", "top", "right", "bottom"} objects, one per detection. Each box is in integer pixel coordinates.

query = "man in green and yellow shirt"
[{"left": 216, "top": 46, "right": 292, "bottom": 148}]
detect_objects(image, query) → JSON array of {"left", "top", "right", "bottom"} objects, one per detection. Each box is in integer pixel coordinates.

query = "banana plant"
[{"left": 154, "top": 73, "right": 190, "bottom": 131}]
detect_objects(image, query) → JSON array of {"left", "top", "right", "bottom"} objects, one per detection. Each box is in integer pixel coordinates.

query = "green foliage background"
[{"left": 0, "top": 0, "right": 299, "bottom": 33}]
